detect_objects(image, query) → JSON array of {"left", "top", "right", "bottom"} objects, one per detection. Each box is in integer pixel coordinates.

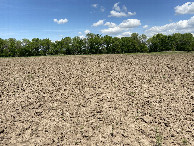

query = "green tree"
[
  {"left": 180, "top": 33, "right": 193, "bottom": 52},
  {"left": 40, "top": 38, "right": 51, "bottom": 55},
  {"left": 7, "top": 38, "right": 17, "bottom": 57},
  {"left": 48, "top": 42, "right": 59, "bottom": 55},
  {"left": 19, "top": 39, "right": 32, "bottom": 56},
  {"left": 86, "top": 33, "right": 103, "bottom": 54},
  {"left": 0, "top": 38, "right": 6, "bottom": 57},
  {"left": 31, "top": 38, "right": 41, "bottom": 56},
  {"left": 138, "top": 34, "right": 149, "bottom": 52},
  {"left": 15, "top": 40, "right": 22, "bottom": 56},
  {"left": 82, "top": 38, "right": 88, "bottom": 54},
  {"left": 112, "top": 37, "right": 122, "bottom": 53},
  {"left": 148, "top": 34, "right": 169, "bottom": 52},
  {"left": 61, "top": 37, "right": 72, "bottom": 55},
  {"left": 72, "top": 36, "right": 85, "bottom": 55},
  {"left": 121, "top": 37, "right": 132, "bottom": 53},
  {"left": 103, "top": 35, "right": 113, "bottom": 54}
]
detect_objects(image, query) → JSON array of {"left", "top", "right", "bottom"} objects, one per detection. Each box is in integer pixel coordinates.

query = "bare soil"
[{"left": 0, "top": 53, "right": 193, "bottom": 145}]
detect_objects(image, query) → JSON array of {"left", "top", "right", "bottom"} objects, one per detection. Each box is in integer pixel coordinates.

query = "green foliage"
[
  {"left": 112, "top": 37, "right": 122, "bottom": 53},
  {"left": 72, "top": 36, "right": 84, "bottom": 55},
  {"left": 148, "top": 34, "right": 168, "bottom": 52},
  {"left": 40, "top": 38, "right": 51, "bottom": 56},
  {"left": 7, "top": 38, "right": 17, "bottom": 57},
  {"left": 86, "top": 33, "right": 103, "bottom": 54},
  {"left": 155, "top": 128, "right": 163, "bottom": 146},
  {"left": 103, "top": 35, "right": 113, "bottom": 53},
  {"left": 182, "top": 138, "right": 188, "bottom": 145},
  {"left": 61, "top": 37, "right": 72, "bottom": 55},
  {"left": 0, "top": 33, "right": 193, "bottom": 57},
  {"left": 0, "top": 38, "right": 6, "bottom": 57},
  {"left": 148, "top": 33, "right": 194, "bottom": 52},
  {"left": 31, "top": 38, "right": 41, "bottom": 56}
]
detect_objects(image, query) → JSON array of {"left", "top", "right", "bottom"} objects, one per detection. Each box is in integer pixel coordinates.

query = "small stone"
[
  {"left": 110, "top": 133, "right": 113, "bottom": 137},
  {"left": 0, "top": 128, "right": 4, "bottom": 134},
  {"left": 164, "top": 122, "right": 170, "bottom": 127}
]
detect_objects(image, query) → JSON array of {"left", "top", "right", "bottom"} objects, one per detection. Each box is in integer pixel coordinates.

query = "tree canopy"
[{"left": 0, "top": 33, "right": 193, "bottom": 57}]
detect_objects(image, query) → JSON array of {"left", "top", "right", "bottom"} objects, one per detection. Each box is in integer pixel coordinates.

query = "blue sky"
[{"left": 0, "top": 0, "right": 194, "bottom": 40}]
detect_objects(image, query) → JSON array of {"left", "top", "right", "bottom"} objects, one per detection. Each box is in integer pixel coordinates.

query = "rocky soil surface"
[{"left": 0, "top": 53, "right": 193, "bottom": 145}]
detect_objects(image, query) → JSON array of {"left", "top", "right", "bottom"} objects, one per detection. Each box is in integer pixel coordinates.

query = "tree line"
[{"left": 0, "top": 33, "right": 193, "bottom": 57}]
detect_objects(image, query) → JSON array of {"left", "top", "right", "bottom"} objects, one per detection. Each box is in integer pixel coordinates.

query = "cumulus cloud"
[
  {"left": 79, "top": 35, "right": 85, "bottom": 39},
  {"left": 92, "top": 4, "right": 98, "bottom": 8},
  {"left": 53, "top": 18, "right": 68, "bottom": 24},
  {"left": 109, "top": 10, "right": 135, "bottom": 17},
  {"left": 101, "top": 19, "right": 141, "bottom": 35},
  {"left": 113, "top": 2, "right": 121, "bottom": 11},
  {"left": 101, "top": 27, "right": 125, "bottom": 35},
  {"left": 119, "top": 19, "right": 141, "bottom": 28},
  {"left": 92, "top": 4, "right": 105, "bottom": 12},
  {"left": 109, "top": 10, "right": 136, "bottom": 17},
  {"left": 175, "top": 2, "right": 194, "bottom": 15},
  {"left": 92, "top": 20, "right": 104, "bottom": 27},
  {"left": 128, "top": 12, "right": 136, "bottom": 16},
  {"left": 78, "top": 32, "right": 82, "bottom": 35},
  {"left": 109, "top": 10, "right": 125, "bottom": 17},
  {"left": 84, "top": 30, "right": 90, "bottom": 34},
  {"left": 145, "top": 16, "right": 194, "bottom": 36},
  {"left": 121, "top": 31, "right": 132, "bottom": 36},
  {"left": 109, "top": 2, "right": 136, "bottom": 17},
  {"left": 143, "top": 25, "right": 149, "bottom": 29},
  {"left": 117, "top": 31, "right": 132, "bottom": 38},
  {"left": 104, "top": 22, "right": 117, "bottom": 28}
]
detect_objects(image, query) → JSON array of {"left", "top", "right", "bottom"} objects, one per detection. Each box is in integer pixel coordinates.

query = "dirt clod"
[{"left": 0, "top": 128, "right": 4, "bottom": 134}]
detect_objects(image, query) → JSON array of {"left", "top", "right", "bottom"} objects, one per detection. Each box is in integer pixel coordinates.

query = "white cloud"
[
  {"left": 79, "top": 35, "right": 85, "bottom": 39},
  {"left": 101, "top": 27, "right": 125, "bottom": 35},
  {"left": 122, "top": 5, "right": 127, "bottom": 12},
  {"left": 109, "top": 10, "right": 127, "bottom": 17},
  {"left": 143, "top": 25, "right": 148, "bottom": 29},
  {"left": 122, "top": 31, "right": 132, "bottom": 36},
  {"left": 100, "top": 6, "right": 105, "bottom": 12},
  {"left": 92, "top": 4, "right": 98, "bottom": 8},
  {"left": 104, "top": 22, "right": 117, "bottom": 28},
  {"left": 119, "top": 19, "right": 141, "bottom": 28},
  {"left": 84, "top": 30, "right": 90, "bottom": 34},
  {"left": 113, "top": 2, "right": 121, "bottom": 11},
  {"left": 117, "top": 31, "right": 132, "bottom": 38},
  {"left": 101, "top": 19, "right": 141, "bottom": 35},
  {"left": 92, "top": 4, "right": 105, "bottom": 12},
  {"left": 128, "top": 12, "right": 136, "bottom": 16},
  {"left": 53, "top": 18, "right": 68, "bottom": 24},
  {"left": 78, "top": 32, "right": 82, "bottom": 35},
  {"left": 92, "top": 20, "right": 104, "bottom": 27},
  {"left": 175, "top": 2, "right": 194, "bottom": 15},
  {"left": 109, "top": 10, "right": 136, "bottom": 17},
  {"left": 109, "top": 3, "right": 136, "bottom": 17},
  {"left": 145, "top": 16, "right": 194, "bottom": 36}
]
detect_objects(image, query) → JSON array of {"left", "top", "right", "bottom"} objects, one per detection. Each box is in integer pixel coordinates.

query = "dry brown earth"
[{"left": 0, "top": 53, "right": 193, "bottom": 145}]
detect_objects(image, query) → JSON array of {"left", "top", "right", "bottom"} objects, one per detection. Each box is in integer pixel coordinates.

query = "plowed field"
[{"left": 0, "top": 53, "right": 193, "bottom": 145}]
